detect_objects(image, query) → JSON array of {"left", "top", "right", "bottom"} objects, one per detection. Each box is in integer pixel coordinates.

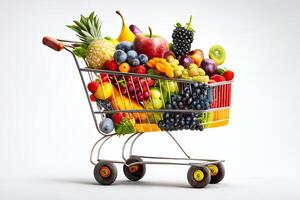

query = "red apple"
[
  {"left": 133, "top": 27, "right": 168, "bottom": 59},
  {"left": 188, "top": 49, "right": 204, "bottom": 66}
]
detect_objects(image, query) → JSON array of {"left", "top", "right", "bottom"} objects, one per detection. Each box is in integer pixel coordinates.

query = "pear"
[{"left": 116, "top": 11, "right": 135, "bottom": 42}]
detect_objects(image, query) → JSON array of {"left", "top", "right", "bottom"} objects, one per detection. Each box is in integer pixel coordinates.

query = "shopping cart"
[{"left": 43, "top": 36, "right": 233, "bottom": 188}]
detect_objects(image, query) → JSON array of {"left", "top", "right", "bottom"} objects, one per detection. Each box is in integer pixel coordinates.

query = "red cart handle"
[{"left": 42, "top": 36, "right": 64, "bottom": 51}]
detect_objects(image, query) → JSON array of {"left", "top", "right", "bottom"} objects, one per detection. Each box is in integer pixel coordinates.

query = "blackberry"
[{"left": 172, "top": 16, "right": 195, "bottom": 58}]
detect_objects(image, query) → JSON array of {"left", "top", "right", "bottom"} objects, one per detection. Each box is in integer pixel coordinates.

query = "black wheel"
[
  {"left": 123, "top": 157, "right": 146, "bottom": 181},
  {"left": 94, "top": 161, "right": 117, "bottom": 185},
  {"left": 187, "top": 165, "right": 211, "bottom": 188},
  {"left": 208, "top": 162, "right": 225, "bottom": 184}
]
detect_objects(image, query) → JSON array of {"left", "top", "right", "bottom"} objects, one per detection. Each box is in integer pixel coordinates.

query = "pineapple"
[{"left": 67, "top": 12, "right": 115, "bottom": 69}]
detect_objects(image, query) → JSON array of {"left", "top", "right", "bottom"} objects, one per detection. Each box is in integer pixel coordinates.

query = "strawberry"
[
  {"left": 223, "top": 70, "right": 234, "bottom": 81},
  {"left": 112, "top": 113, "right": 126, "bottom": 125},
  {"left": 210, "top": 74, "right": 226, "bottom": 82},
  {"left": 104, "top": 60, "right": 118, "bottom": 71},
  {"left": 87, "top": 81, "right": 99, "bottom": 93},
  {"left": 113, "top": 113, "right": 123, "bottom": 125},
  {"left": 133, "top": 65, "right": 146, "bottom": 74}
]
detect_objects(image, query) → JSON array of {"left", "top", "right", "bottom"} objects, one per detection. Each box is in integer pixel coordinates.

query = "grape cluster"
[
  {"left": 119, "top": 77, "right": 154, "bottom": 101},
  {"left": 158, "top": 82, "right": 210, "bottom": 131},
  {"left": 96, "top": 99, "right": 113, "bottom": 110},
  {"left": 158, "top": 112, "right": 203, "bottom": 131}
]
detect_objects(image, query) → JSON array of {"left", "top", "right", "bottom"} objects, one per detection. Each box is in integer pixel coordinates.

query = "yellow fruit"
[
  {"left": 67, "top": 12, "right": 116, "bottom": 69},
  {"left": 94, "top": 82, "right": 112, "bottom": 100},
  {"left": 119, "top": 62, "right": 131, "bottom": 72},
  {"left": 135, "top": 124, "right": 161, "bottom": 133},
  {"left": 86, "top": 39, "right": 115, "bottom": 69},
  {"left": 116, "top": 11, "right": 135, "bottom": 42}
]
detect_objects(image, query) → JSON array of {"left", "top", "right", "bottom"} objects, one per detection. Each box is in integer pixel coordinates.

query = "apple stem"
[
  {"left": 116, "top": 10, "right": 125, "bottom": 25},
  {"left": 148, "top": 26, "right": 152, "bottom": 38},
  {"left": 187, "top": 15, "right": 193, "bottom": 30}
]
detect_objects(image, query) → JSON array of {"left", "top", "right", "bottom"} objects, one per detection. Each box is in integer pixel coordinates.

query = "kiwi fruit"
[{"left": 209, "top": 45, "right": 226, "bottom": 65}]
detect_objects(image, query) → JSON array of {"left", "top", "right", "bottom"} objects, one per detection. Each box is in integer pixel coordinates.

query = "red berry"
[
  {"left": 89, "top": 94, "right": 96, "bottom": 102},
  {"left": 87, "top": 81, "right": 99, "bottom": 93},
  {"left": 223, "top": 70, "right": 234, "bottom": 81},
  {"left": 134, "top": 65, "right": 146, "bottom": 74},
  {"left": 113, "top": 113, "right": 123, "bottom": 125},
  {"left": 104, "top": 60, "right": 118, "bottom": 71}
]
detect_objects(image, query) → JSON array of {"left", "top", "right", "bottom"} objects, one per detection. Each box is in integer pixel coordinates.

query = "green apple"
[{"left": 150, "top": 88, "right": 162, "bottom": 99}]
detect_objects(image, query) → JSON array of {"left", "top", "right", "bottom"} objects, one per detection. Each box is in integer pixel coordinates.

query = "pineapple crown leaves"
[
  {"left": 67, "top": 11, "right": 102, "bottom": 46},
  {"left": 174, "top": 15, "right": 195, "bottom": 33}
]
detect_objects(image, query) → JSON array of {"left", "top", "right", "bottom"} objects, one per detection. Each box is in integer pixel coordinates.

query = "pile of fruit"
[{"left": 68, "top": 11, "right": 234, "bottom": 135}]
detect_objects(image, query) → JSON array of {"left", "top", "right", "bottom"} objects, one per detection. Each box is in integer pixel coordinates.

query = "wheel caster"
[
  {"left": 187, "top": 165, "right": 211, "bottom": 188},
  {"left": 123, "top": 156, "right": 146, "bottom": 181},
  {"left": 208, "top": 162, "right": 225, "bottom": 184},
  {"left": 94, "top": 160, "right": 117, "bottom": 185}
]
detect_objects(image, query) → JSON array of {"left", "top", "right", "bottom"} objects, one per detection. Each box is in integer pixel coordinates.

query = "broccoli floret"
[{"left": 115, "top": 118, "right": 136, "bottom": 136}]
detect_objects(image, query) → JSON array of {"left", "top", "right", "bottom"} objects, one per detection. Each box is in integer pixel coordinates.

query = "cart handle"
[{"left": 42, "top": 36, "right": 64, "bottom": 51}]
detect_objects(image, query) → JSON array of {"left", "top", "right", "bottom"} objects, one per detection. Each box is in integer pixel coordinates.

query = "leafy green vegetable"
[
  {"left": 115, "top": 118, "right": 136, "bottom": 136},
  {"left": 73, "top": 46, "right": 87, "bottom": 58}
]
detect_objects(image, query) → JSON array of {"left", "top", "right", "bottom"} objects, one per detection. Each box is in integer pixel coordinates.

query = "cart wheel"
[
  {"left": 94, "top": 161, "right": 117, "bottom": 185},
  {"left": 123, "top": 157, "right": 146, "bottom": 181},
  {"left": 187, "top": 165, "right": 211, "bottom": 188},
  {"left": 208, "top": 163, "right": 225, "bottom": 184}
]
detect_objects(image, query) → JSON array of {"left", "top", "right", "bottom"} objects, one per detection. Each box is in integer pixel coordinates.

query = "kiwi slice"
[{"left": 209, "top": 45, "right": 226, "bottom": 65}]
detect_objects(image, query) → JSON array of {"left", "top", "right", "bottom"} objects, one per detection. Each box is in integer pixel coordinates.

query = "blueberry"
[
  {"left": 116, "top": 41, "right": 133, "bottom": 52},
  {"left": 186, "top": 117, "right": 191, "bottom": 122},
  {"left": 192, "top": 101, "right": 197, "bottom": 106},
  {"left": 196, "top": 104, "right": 201, "bottom": 110},
  {"left": 128, "top": 58, "right": 140, "bottom": 66},
  {"left": 180, "top": 120, "right": 185, "bottom": 126},
  {"left": 172, "top": 101, "right": 177, "bottom": 108},
  {"left": 138, "top": 54, "right": 148, "bottom": 64},
  {"left": 113, "top": 50, "right": 127, "bottom": 65},
  {"left": 127, "top": 50, "right": 138, "bottom": 60},
  {"left": 192, "top": 82, "right": 199, "bottom": 88},
  {"left": 164, "top": 112, "right": 170, "bottom": 119},
  {"left": 170, "top": 118, "right": 175, "bottom": 123}
]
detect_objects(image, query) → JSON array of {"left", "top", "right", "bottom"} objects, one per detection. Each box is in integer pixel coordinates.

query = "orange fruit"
[{"left": 119, "top": 62, "right": 130, "bottom": 73}]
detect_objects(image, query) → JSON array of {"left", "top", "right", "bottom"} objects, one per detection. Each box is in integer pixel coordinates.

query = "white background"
[{"left": 1, "top": 0, "right": 300, "bottom": 199}]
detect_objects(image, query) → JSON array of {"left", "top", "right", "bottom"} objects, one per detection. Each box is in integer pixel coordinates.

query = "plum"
[{"left": 99, "top": 118, "right": 114, "bottom": 133}]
